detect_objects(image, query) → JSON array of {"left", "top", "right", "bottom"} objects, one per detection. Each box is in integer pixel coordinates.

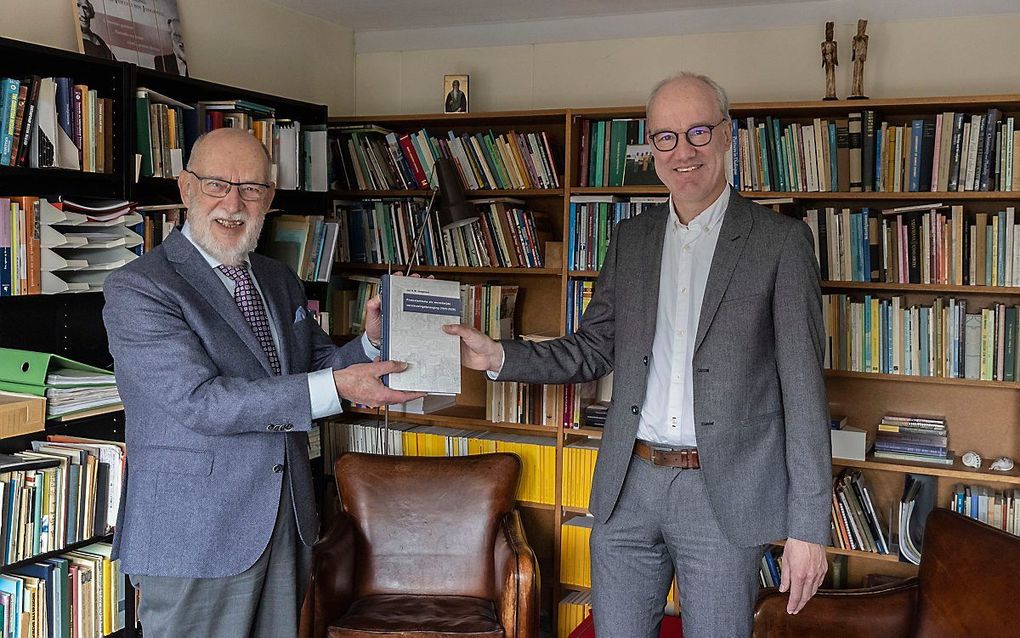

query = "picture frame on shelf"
[{"left": 443, "top": 74, "right": 469, "bottom": 113}]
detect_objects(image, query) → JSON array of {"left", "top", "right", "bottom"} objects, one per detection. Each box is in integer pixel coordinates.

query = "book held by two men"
[{"left": 380, "top": 274, "right": 462, "bottom": 395}]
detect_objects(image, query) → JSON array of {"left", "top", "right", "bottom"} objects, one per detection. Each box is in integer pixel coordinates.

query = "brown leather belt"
[{"left": 633, "top": 441, "right": 701, "bottom": 469}]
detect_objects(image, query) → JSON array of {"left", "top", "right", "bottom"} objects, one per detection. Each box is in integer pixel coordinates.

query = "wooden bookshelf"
[{"left": 329, "top": 93, "right": 1020, "bottom": 626}]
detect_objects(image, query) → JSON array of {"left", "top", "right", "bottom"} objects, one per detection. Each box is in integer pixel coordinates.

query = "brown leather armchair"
[
  {"left": 303, "top": 452, "right": 540, "bottom": 638},
  {"left": 753, "top": 508, "right": 1020, "bottom": 637}
]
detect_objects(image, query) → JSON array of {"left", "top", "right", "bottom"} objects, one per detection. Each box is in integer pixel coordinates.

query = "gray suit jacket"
[
  {"left": 102, "top": 230, "right": 369, "bottom": 577},
  {"left": 500, "top": 189, "right": 831, "bottom": 547}
]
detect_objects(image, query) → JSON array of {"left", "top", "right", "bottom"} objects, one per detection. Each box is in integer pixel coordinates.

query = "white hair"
[{"left": 646, "top": 72, "right": 730, "bottom": 120}]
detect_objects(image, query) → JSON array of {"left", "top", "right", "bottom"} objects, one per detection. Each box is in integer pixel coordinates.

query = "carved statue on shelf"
[
  {"left": 849, "top": 18, "right": 869, "bottom": 100},
  {"left": 821, "top": 21, "right": 838, "bottom": 100}
]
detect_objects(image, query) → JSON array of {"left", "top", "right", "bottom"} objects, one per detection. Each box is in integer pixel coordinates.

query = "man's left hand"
[{"left": 779, "top": 538, "right": 827, "bottom": 614}]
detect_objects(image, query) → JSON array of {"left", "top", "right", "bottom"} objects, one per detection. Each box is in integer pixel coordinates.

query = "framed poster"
[
  {"left": 443, "top": 74, "right": 469, "bottom": 113},
  {"left": 73, "top": 0, "right": 189, "bottom": 77}
]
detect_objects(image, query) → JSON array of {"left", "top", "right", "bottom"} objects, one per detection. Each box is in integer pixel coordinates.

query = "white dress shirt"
[
  {"left": 181, "top": 223, "right": 378, "bottom": 419},
  {"left": 637, "top": 188, "right": 728, "bottom": 447}
]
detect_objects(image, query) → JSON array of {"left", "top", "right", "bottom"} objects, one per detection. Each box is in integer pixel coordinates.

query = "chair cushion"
[{"left": 328, "top": 594, "right": 504, "bottom": 638}]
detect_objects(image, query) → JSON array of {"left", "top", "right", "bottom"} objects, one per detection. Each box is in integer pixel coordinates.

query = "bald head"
[
  {"left": 646, "top": 73, "right": 729, "bottom": 122},
  {"left": 187, "top": 128, "right": 273, "bottom": 184}
]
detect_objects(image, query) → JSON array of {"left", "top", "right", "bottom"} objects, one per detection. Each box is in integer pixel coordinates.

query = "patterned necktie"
[{"left": 218, "top": 263, "right": 281, "bottom": 375}]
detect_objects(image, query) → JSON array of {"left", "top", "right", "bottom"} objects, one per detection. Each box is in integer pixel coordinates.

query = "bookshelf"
[
  {"left": 0, "top": 34, "right": 332, "bottom": 637},
  {"left": 331, "top": 93, "right": 1020, "bottom": 632}
]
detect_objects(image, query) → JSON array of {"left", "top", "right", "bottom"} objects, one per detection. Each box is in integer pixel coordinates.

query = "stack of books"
[
  {"left": 582, "top": 401, "right": 609, "bottom": 428},
  {"left": 831, "top": 469, "right": 891, "bottom": 554},
  {"left": 872, "top": 414, "right": 952, "bottom": 465}
]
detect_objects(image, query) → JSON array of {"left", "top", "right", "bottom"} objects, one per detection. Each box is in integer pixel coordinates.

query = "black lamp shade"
[{"left": 435, "top": 156, "right": 477, "bottom": 228}]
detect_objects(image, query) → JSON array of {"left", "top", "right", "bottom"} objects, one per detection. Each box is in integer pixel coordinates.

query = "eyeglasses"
[
  {"left": 648, "top": 118, "right": 729, "bottom": 152},
  {"left": 183, "top": 169, "right": 271, "bottom": 201}
]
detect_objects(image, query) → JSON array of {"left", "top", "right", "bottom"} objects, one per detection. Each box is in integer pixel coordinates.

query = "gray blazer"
[
  {"left": 103, "top": 230, "right": 369, "bottom": 578},
  {"left": 500, "top": 189, "right": 831, "bottom": 547}
]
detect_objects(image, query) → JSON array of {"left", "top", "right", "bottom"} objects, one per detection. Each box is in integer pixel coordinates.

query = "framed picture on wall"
[
  {"left": 443, "top": 74, "right": 469, "bottom": 113},
  {"left": 72, "top": 0, "right": 190, "bottom": 77}
]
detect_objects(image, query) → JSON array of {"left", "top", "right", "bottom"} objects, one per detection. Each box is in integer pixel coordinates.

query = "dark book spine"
[
  {"left": 948, "top": 113, "right": 964, "bottom": 191},
  {"left": 980, "top": 108, "right": 1001, "bottom": 191},
  {"left": 908, "top": 213, "right": 921, "bottom": 283},
  {"left": 817, "top": 211, "right": 829, "bottom": 280},
  {"left": 862, "top": 110, "right": 876, "bottom": 191},
  {"left": 918, "top": 119, "right": 936, "bottom": 192}
]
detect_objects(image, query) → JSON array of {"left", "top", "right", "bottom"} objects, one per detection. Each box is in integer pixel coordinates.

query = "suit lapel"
[
  {"left": 694, "top": 190, "right": 753, "bottom": 353},
  {"left": 250, "top": 255, "right": 292, "bottom": 375},
  {"left": 639, "top": 205, "right": 670, "bottom": 347},
  {"left": 164, "top": 231, "right": 276, "bottom": 376}
]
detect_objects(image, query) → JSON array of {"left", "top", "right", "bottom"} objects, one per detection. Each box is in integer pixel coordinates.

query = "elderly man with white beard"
[{"left": 102, "top": 128, "right": 424, "bottom": 638}]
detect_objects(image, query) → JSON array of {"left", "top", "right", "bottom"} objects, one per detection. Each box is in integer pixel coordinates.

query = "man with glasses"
[
  {"left": 102, "top": 128, "right": 424, "bottom": 637},
  {"left": 446, "top": 73, "right": 830, "bottom": 636}
]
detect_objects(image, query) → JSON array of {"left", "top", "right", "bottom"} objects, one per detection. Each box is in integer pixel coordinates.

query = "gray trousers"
[
  {"left": 591, "top": 455, "right": 765, "bottom": 638},
  {"left": 131, "top": 467, "right": 313, "bottom": 638}
]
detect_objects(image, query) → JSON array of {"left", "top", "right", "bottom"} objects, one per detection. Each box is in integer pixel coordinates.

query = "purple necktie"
[{"left": 218, "top": 263, "right": 281, "bottom": 375}]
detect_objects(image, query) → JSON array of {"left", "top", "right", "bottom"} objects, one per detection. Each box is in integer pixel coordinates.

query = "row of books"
[
  {"left": 759, "top": 546, "right": 783, "bottom": 589},
  {"left": 731, "top": 110, "right": 1020, "bottom": 193},
  {"left": 264, "top": 214, "right": 339, "bottom": 282},
  {"left": 335, "top": 277, "right": 520, "bottom": 342},
  {"left": 804, "top": 205, "right": 1020, "bottom": 286},
  {"left": 577, "top": 118, "right": 658, "bottom": 188},
  {"left": 567, "top": 197, "right": 663, "bottom": 271},
  {"left": 823, "top": 295, "right": 1020, "bottom": 382},
  {"left": 336, "top": 198, "right": 549, "bottom": 268},
  {"left": 949, "top": 483, "right": 1020, "bottom": 536},
  {"left": 557, "top": 590, "right": 593, "bottom": 638},
  {"left": 322, "top": 420, "right": 555, "bottom": 504},
  {"left": 874, "top": 414, "right": 951, "bottom": 466},
  {"left": 0, "top": 76, "right": 113, "bottom": 173},
  {"left": 560, "top": 516, "right": 593, "bottom": 587},
  {"left": 0, "top": 436, "right": 125, "bottom": 567},
  {"left": 562, "top": 440, "right": 599, "bottom": 510},
  {"left": 566, "top": 279, "right": 595, "bottom": 334},
  {"left": 830, "top": 469, "right": 890, "bottom": 555},
  {"left": 2, "top": 197, "right": 143, "bottom": 296},
  {"left": 0, "top": 541, "right": 124, "bottom": 638},
  {"left": 485, "top": 381, "right": 557, "bottom": 426},
  {"left": 331, "top": 125, "right": 561, "bottom": 192},
  {"left": 134, "top": 91, "right": 328, "bottom": 190}
]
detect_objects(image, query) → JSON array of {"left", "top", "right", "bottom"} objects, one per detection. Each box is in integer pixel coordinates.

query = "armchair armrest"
[
  {"left": 305, "top": 502, "right": 359, "bottom": 638},
  {"left": 753, "top": 579, "right": 919, "bottom": 638},
  {"left": 493, "top": 509, "right": 540, "bottom": 638}
]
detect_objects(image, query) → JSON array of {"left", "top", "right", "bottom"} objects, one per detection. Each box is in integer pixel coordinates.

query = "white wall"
[
  {"left": 354, "top": 13, "right": 1020, "bottom": 115},
  {"left": 0, "top": 0, "right": 355, "bottom": 113}
]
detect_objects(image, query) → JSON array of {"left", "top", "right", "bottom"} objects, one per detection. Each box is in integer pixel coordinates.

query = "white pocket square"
[{"left": 294, "top": 306, "right": 307, "bottom": 322}]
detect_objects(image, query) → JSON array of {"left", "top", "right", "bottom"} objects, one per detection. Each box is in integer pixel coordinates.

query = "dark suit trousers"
[{"left": 131, "top": 464, "right": 313, "bottom": 638}]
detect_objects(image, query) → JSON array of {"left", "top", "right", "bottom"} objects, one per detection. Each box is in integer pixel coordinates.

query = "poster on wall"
[{"left": 72, "top": 0, "right": 189, "bottom": 77}]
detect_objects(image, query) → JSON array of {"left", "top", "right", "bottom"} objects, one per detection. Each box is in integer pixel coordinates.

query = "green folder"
[{"left": 0, "top": 348, "right": 115, "bottom": 396}]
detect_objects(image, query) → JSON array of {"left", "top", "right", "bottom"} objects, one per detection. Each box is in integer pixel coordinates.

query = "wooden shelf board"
[
  {"left": 568, "top": 187, "right": 1020, "bottom": 200},
  {"left": 329, "top": 108, "right": 569, "bottom": 126},
  {"left": 332, "top": 188, "right": 563, "bottom": 198},
  {"left": 824, "top": 369, "right": 1020, "bottom": 389},
  {"left": 834, "top": 456, "right": 1020, "bottom": 485},
  {"left": 564, "top": 427, "right": 603, "bottom": 439},
  {"left": 335, "top": 263, "right": 560, "bottom": 276},
  {"left": 53, "top": 404, "right": 124, "bottom": 422},
  {"left": 346, "top": 406, "right": 559, "bottom": 438},
  {"left": 772, "top": 538, "right": 904, "bottom": 563},
  {"left": 1, "top": 533, "right": 114, "bottom": 571},
  {"left": 518, "top": 500, "right": 556, "bottom": 511},
  {"left": 561, "top": 506, "right": 591, "bottom": 516},
  {"left": 822, "top": 281, "right": 1020, "bottom": 295}
]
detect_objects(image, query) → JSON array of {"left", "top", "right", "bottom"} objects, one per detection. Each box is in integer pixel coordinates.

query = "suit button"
[
  {"left": 284, "top": 423, "right": 293, "bottom": 431},
  {"left": 642, "top": 356, "right": 648, "bottom": 365},
  {"left": 273, "top": 464, "right": 284, "bottom": 473},
  {"left": 631, "top": 405, "right": 639, "bottom": 415}
]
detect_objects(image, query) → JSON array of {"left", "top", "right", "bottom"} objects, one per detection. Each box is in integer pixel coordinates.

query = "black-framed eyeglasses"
[
  {"left": 183, "top": 169, "right": 271, "bottom": 201},
  {"left": 648, "top": 118, "right": 729, "bottom": 152}
]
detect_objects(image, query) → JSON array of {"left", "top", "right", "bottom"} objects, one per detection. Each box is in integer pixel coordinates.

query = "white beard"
[{"left": 190, "top": 211, "right": 265, "bottom": 266}]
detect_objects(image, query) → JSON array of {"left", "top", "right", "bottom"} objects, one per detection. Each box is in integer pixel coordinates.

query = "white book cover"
[{"left": 381, "top": 274, "right": 462, "bottom": 394}]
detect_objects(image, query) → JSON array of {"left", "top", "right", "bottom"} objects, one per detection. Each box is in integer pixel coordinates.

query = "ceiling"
[{"left": 272, "top": 0, "right": 819, "bottom": 31}]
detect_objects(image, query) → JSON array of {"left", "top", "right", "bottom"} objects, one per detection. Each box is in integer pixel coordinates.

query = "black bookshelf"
[{"left": 1, "top": 35, "right": 332, "bottom": 637}]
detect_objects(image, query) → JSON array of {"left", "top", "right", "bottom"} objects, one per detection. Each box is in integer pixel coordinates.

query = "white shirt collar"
[{"left": 667, "top": 187, "right": 729, "bottom": 233}]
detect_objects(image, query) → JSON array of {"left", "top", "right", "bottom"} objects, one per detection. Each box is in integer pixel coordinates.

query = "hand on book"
[
  {"left": 333, "top": 360, "right": 426, "bottom": 407},
  {"left": 779, "top": 537, "right": 827, "bottom": 614},
  {"left": 442, "top": 324, "right": 504, "bottom": 373},
  {"left": 364, "top": 294, "right": 382, "bottom": 347}
]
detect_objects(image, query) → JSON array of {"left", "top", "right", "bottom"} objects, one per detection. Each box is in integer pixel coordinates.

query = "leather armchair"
[
  {"left": 753, "top": 508, "right": 1020, "bottom": 637},
  {"left": 304, "top": 452, "right": 540, "bottom": 638}
]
